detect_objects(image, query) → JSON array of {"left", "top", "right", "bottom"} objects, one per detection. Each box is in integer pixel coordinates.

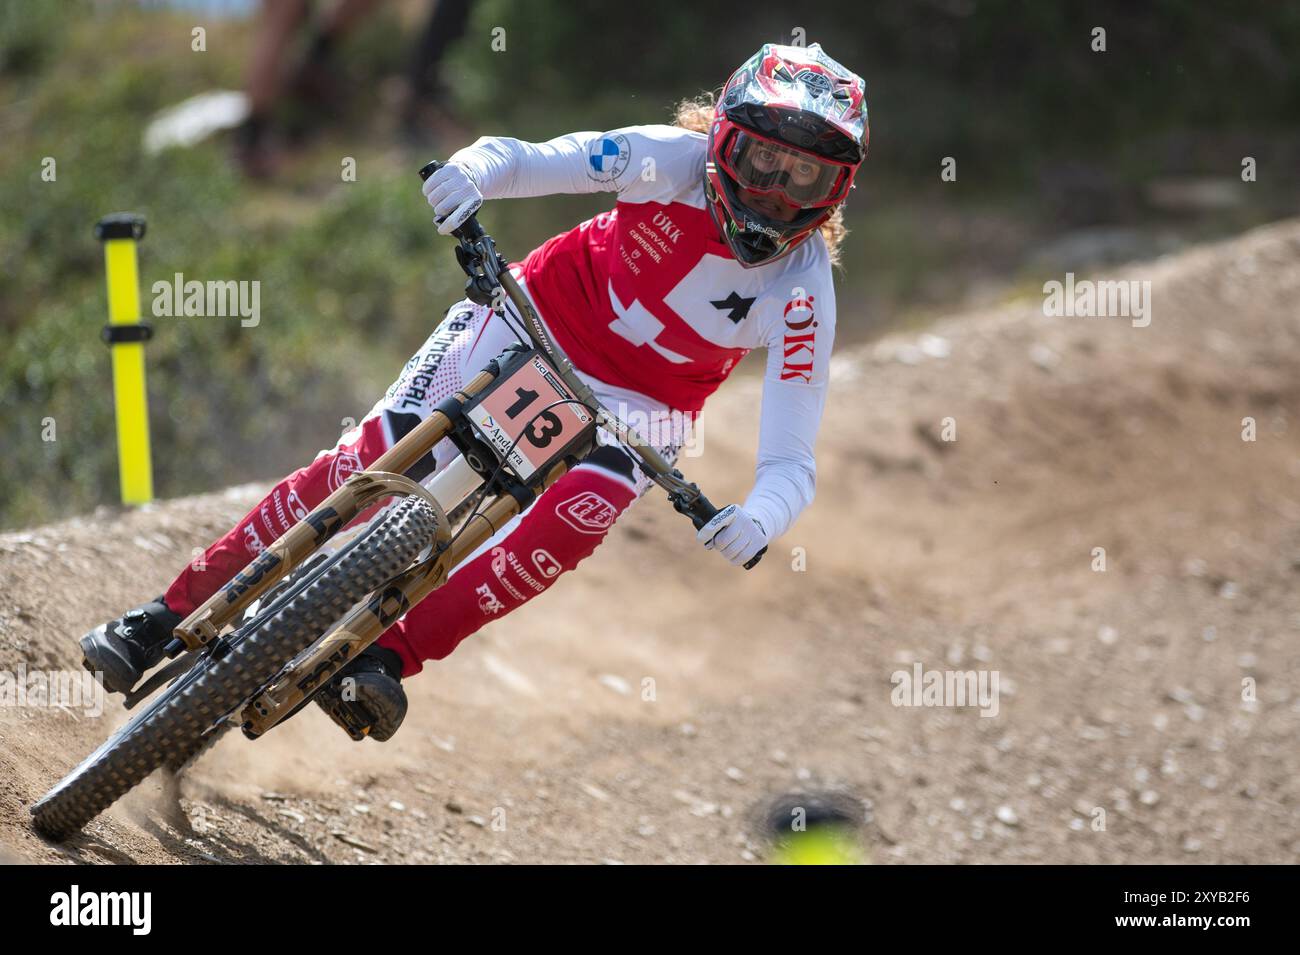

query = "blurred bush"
[{"left": 1, "top": 0, "right": 1297, "bottom": 528}]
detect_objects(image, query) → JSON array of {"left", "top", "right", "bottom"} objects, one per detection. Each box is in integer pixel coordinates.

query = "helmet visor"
[{"left": 722, "top": 132, "right": 851, "bottom": 207}]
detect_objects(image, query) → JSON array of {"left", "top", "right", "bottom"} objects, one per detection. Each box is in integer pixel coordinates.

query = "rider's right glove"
[{"left": 421, "top": 161, "right": 483, "bottom": 235}]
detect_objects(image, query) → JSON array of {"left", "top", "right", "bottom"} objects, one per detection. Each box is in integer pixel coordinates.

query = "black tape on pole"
[
  {"left": 101, "top": 322, "right": 154, "bottom": 345},
  {"left": 94, "top": 213, "right": 147, "bottom": 242}
]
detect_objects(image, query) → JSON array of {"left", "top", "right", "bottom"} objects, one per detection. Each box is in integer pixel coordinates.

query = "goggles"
[{"left": 720, "top": 131, "right": 853, "bottom": 208}]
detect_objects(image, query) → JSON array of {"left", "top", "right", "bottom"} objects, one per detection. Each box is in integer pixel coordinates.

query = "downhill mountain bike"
[{"left": 30, "top": 161, "right": 764, "bottom": 840}]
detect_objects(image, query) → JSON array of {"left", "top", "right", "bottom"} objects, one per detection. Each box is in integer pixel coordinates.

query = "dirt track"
[{"left": 2, "top": 221, "right": 1299, "bottom": 864}]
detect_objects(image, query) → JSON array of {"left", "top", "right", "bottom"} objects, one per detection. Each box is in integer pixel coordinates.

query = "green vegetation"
[{"left": 2, "top": 0, "right": 1296, "bottom": 527}]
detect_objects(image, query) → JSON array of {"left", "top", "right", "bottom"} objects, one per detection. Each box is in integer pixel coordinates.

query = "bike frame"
[{"left": 166, "top": 164, "right": 761, "bottom": 741}]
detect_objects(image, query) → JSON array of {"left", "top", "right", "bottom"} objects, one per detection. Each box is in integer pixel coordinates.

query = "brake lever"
[
  {"left": 669, "top": 476, "right": 766, "bottom": 571},
  {"left": 419, "top": 160, "right": 503, "bottom": 306}
]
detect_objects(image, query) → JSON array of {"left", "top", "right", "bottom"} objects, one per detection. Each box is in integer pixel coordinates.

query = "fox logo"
[
  {"left": 476, "top": 583, "right": 505, "bottom": 615},
  {"left": 242, "top": 522, "right": 266, "bottom": 555}
]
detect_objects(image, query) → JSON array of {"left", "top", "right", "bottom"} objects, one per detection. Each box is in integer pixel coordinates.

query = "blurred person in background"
[
  {"left": 236, "top": 0, "right": 471, "bottom": 176},
  {"left": 236, "top": 0, "right": 384, "bottom": 176},
  {"left": 400, "top": 0, "right": 473, "bottom": 144}
]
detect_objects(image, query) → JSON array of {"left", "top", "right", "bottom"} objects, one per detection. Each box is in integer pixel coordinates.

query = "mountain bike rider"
[{"left": 79, "top": 42, "right": 869, "bottom": 742}]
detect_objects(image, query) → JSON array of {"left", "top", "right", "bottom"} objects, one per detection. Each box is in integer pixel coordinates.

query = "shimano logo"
[{"left": 50, "top": 885, "right": 152, "bottom": 935}]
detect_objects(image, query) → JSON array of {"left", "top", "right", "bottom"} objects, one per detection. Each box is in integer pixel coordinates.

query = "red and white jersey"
[{"left": 448, "top": 125, "right": 837, "bottom": 540}]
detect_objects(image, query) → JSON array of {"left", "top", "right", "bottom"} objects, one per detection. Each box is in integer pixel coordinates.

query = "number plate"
[{"left": 464, "top": 350, "right": 595, "bottom": 480}]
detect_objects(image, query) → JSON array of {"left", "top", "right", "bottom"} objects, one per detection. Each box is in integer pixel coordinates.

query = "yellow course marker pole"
[{"left": 95, "top": 213, "right": 154, "bottom": 505}]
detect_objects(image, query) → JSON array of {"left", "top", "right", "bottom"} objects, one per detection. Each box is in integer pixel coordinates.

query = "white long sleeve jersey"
[{"left": 448, "top": 124, "right": 836, "bottom": 541}]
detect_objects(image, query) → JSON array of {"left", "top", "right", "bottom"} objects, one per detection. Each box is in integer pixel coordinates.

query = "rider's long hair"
[{"left": 674, "top": 92, "right": 848, "bottom": 266}]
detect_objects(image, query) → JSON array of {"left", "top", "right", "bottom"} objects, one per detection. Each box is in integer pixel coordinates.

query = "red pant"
[{"left": 164, "top": 299, "right": 674, "bottom": 676}]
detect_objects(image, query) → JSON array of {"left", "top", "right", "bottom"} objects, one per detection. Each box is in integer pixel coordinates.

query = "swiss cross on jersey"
[
  {"left": 519, "top": 185, "right": 831, "bottom": 413},
  {"left": 605, "top": 201, "right": 749, "bottom": 371}
]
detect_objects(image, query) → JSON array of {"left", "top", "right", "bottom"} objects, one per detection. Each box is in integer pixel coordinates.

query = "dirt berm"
[{"left": 2, "top": 220, "right": 1297, "bottom": 863}]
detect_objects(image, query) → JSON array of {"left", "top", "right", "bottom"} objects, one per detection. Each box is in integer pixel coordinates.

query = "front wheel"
[{"left": 30, "top": 496, "right": 438, "bottom": 840}]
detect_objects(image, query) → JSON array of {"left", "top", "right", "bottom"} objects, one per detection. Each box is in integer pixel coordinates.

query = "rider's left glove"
[
  {"left": 421, "top": 161, "right": 483, "bottom": 235},
  {"left": 696, "top": 504, "right": 768, "bottom": 567}
]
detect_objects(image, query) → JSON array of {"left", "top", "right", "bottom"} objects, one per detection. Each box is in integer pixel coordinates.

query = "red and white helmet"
[{"left": 706, "top": 42, "right": 868, "bottom": 267}]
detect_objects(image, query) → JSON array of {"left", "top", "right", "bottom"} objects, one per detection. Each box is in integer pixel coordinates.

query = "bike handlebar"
[
  {"left": 419, "top": 160, "right": 483, "bottom": 241},
  {"left": 418, "top": 160, "right": 764, "bottom": 570}
]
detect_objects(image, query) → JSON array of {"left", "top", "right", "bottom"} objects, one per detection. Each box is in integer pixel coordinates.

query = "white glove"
[
  {"left": 696, "top": 504, "right": 768, "bottom": 566},
  {"left": 421, "top": 162, "right": 483, "bottom": 235}
]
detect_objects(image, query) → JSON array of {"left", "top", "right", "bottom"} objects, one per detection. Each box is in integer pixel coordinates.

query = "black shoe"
[
  {"left": 80, "top": 597, "right": 182, "bottom": 695},
  {"left": 314, "top": 645, "right": 407, "bottom": 742}
]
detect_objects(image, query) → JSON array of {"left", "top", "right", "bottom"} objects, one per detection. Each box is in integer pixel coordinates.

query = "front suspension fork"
[
  {"left": 239, "top": 457, "right": 573, "bottom": 738},
  {"left": 172, "top": 369, "right": 499, "bottom": 651}
]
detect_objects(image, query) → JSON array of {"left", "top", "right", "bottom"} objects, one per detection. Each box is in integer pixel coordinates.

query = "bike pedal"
[{"left": 320, "top": 700, "right": 371, "bottom": 742}]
